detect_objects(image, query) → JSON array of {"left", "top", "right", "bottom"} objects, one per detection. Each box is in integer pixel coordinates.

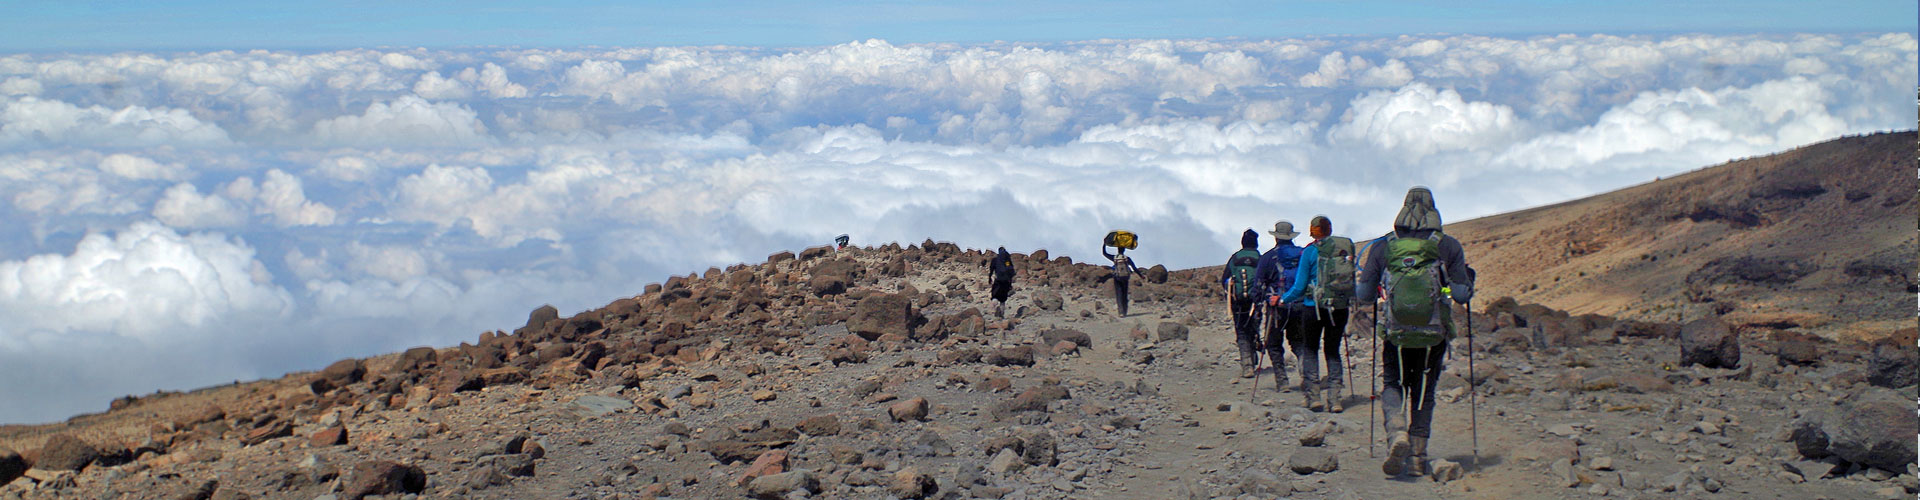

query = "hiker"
[
  {"left": 1357, "top": 187, "right": 1474, "bottom": 477},
  {"left": 1253, "top": 220, "right": 1305, "bottom": 393},
  {"left": 1102, "top": 244, "right": 1146, "bottom": 316},
  {"left": 987, "top": 246, "right": 1017, "bottom": 318},
  {"left": 1282, "top": 215, "right": 1355, "bottom": 413},
  {"left": 1220, "top": 229, "right": 1265, "bottom": 378},
  {"left": 835, "top": 234, "right": 851, "bottom": 250}
]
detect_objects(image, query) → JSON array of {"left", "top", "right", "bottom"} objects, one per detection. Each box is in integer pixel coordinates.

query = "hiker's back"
[
  {"left": 1313, "top": 237, "right": 1356, "bottom": 308},
  {"left": 1227, "top": 248, "right": 1262, "bottom": 301},
  {"left": 1382, "top": 230, "right": 1447, "bottom": 347}
]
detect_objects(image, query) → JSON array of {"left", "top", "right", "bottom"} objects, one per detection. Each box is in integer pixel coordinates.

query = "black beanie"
[{"left": 1240, "top": 229, "right": 1259, "bottom": 249}]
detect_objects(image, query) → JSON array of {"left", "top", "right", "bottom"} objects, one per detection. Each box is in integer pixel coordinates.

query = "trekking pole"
[
  {"left": 1344, "top": 310, "right": 1355, "bottom": 400},
  {"left": 1368, "top": 303, "right": 1378, "bottom": 458},
  {"left": 1467, "top": 294, "right": 1479, "bottom": 468},
  {"left": 1250, "top": 304, "right": 1267, "bottom": 404}
]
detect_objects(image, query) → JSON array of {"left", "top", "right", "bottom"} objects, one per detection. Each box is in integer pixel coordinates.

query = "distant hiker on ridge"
[
  {"left": 1282, "top": 215, "right": 1357, "bottom": 413},
  {"left": 987, "top": 246, "right": 1017, "bottom": 318},
  {"left": 1101, "top": 231, "right": 1146, "bottom": 317},
  {"left": 1220, "top": 229, "right": 1266, "bottom": 378},
  {"left": 1254, "top": 220, "right": 1305, "bottom": 395},
  {"left": 1358, "top": 187, "right": 1474, "bottom": 478}
]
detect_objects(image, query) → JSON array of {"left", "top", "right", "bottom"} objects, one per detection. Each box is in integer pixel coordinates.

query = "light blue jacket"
[{"left": 1281, "top": 242, "right": 1319, "bottom": 307}]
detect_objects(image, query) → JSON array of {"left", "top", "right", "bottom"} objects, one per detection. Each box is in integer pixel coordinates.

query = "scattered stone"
[
  {"left": 987, "top": 448, "right": 1025, "bottom": 474},
  {"left": 890, "top": 397, "right": 930, "bottom": 422},
  {"left": 1156, "top": 322, "right": 1189, "bottom": 341},
  {"left": 1551, "top": 458, "right": 1579, "bottom": 488},
  {"left": 572, "top": 394, "right": 635, "bottom": 418},
  {"left": 888, "top": 468, "right": 938, "bottom": 499},
  {"left": 33, "top": 434, "right": 97, "bottom": 472},
  {"left": 796, "top": 415, "right": 840, "bottom": 436},
  {"left": 1287, "top": 449, "right": 1338, "bottom": 474},
  {"left": 1866, "top": 343, "right": 1917, "bottom": 388},
  {"left": 1679, "top": 317, "right": 1740, "bottom": 369},
  {"left": 984, "top": 347, "right": 1035, "bottom": 367},
  {"left": 1299, "top": 421, "right": 1334, "bottom": 447},
  {"left": 1234, "top": 467, "right": 1292, "bottom": 496},
  {"left": 1430, "top": 459, "right": 1464, "bottom": 482},
  {"left": 746, "top": 470, "right": 818, "bottom": 499},
  {"left": 1021, "top": 431, "right": 1059, "bottom": 467},
  {"left": 751, "top": 390, "right": 778, "bottom": 402},
  {"left": 736, "top": 450, "right": 788, "bottom": 486},
  {"left": 665, "top": 384, "right": 693, "bottom": 399},
  {"left": 1034, "top": 290, "right": 1064, "bottom": 311},
  {"left": 0, "top": 447, "right": 23, "bottom": 487},
  {"left": 1041, "top": 328, "right": 1092, "bottom": 348},
  {"left": 309, "top": 426, "right": 348, "bottom": 447},
  {"left": 344, "top": 460, "right": 426, "bottom": 499}
]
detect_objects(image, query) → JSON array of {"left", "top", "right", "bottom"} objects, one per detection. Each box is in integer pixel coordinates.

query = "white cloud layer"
[{"left": 0, "top": 33, "right": 1912, "bottom": 423}]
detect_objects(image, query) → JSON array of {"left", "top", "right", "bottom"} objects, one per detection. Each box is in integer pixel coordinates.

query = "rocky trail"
[{"left": 0, "top": 242, "right": 1914, "bottom": 500}]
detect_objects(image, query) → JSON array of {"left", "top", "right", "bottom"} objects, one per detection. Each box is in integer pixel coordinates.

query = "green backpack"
[
  {"left": 1312, "top": 236, "right": 1356, "bottom": 308},
  {"left": 1226, "top": 249, "right": 1262, "bottom": 301},
  {"left": 1383, "top": 232, "right": 1448, "bottom": 348}
]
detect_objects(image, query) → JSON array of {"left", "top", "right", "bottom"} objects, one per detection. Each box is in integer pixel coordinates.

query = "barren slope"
[{"left": 1446, "top": 131, "right": 1917, "bottom": 342}]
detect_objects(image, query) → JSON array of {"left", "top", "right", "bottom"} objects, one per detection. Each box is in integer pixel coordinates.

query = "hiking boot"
[
  {"left": 1326, "top": 387, "right": 1344, "bottom": 413},
  {"left": 994, "top": 303, "right": 1005, "bottom": 319},
  {"left": 1239, "top": 365, "right": 1256, "bottom": 379},
  {"left": 1273, "top": 374, "right": 1290, "bottom": 393},
  {"left": 1408, "top": 436, "right": 1431, "bottom": 477},
  {"left": 1303, "top": 382, "right": 1323, "bottom": 412},
  {"left": 1383, "top": 431, "right": 1412, "bottom": 476}
]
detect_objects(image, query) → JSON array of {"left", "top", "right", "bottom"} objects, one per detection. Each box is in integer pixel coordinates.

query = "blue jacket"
[
  {"left": 1281, "top": 242, "right": 1319, "bottom": 307},
  {"left": 1253, "top": 241, "right": 1303, "bottom": 298}
]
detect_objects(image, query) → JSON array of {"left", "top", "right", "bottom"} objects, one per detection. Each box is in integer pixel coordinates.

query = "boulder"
[
  {"left": 1287, "top": 449, "right": 1339, "bottom": 474},
  {"left": 1144, "top": 264, "right": 1169, "bottom": 284},
  {"left": 986, "top": 448, "right": 1024, "bottom": 474},
  {"left": 1679, "top": 317, "right": 1740, "bottom": 369},
  {"left": 310, "top": 426, "right": 348, "bottom": 447},
  {"left": 1033, "top": 290, "right": 1064, "bottom": 311},
  {"left": 242, "top": 421, "right": 294, "bottom": 446},
  {"left": 1866, "top": 343, "right": 1917, "bottom": 388},
  {"left": 1157, "top": 322, "right": 1189, "bottom": 342},
  {"left": 313, "top": 359, "right": 365, "bottom": 393},
  {"left": 889, "top": 397, "right": 930, "bottom": 422},
  {"left": 1040, "top": 329, "right": 1091, "bottom": 348},
  {"left": 848, "top": 293, "right": 915, "bottom": 341},
  {"left": 34, "top": 434, "right": 97, "bottom": 471},
  {"left": 1020, "top": 431, "right": 1058, "bottom": 466},
  {"left": 747, "top": 470, "right": 818, "bottom": 499},
  {"left": 984, "top": 347, "right": 1035, "bottom": 367},
  {"left": 888, "top": 468, "right": 938, "bottom": 499},
  {"left": 1826, "top": 391, "right": 1918, "bottom": 472},
  {"left": 0, "top": 447, "right": 25, "bottom": 486},
  {"left": 344, "top": 460, "right": 426, "bottom": 499},
  {"left": 524, "top": 304, "right": 560, "bottom": 332},
  {"left": 796, "top": 415, "right": 841, "bottom": 436}
]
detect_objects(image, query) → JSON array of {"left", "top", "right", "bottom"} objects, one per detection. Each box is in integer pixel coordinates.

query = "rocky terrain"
[
  {"left": 0, "top": 237, "right": 1915, "bottom": 500},
  {"left": 1447, "top": 131, "right": 1917, "bottom": 342},
  {"left": 0, "top": 132, "right": 1915, "bottom": 499}
]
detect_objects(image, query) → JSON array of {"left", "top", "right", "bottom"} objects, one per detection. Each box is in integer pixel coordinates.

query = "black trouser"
[
  {"left": 1297, "top": 306, "right": 1350, "bottom": 389},
  {"left": 1112, "top": 276, "right": 1130, "bottom": 316},
  {"left": 1381, "top": 340, "right": 1447, "bottom": 439},
  {"left": 1263, "top": 304, "right": 1292, "bottom": 380},
  {"left": 1230, "top": 297, "right": 1260, "bottom": 367},
  {"left": 990, "top": 279, "right": 1012, "bottom": 303}
]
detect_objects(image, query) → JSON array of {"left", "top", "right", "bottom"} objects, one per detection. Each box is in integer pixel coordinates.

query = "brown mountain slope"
[{"left": 1446, "top": 131, "right": 1917, "bottom": 342}]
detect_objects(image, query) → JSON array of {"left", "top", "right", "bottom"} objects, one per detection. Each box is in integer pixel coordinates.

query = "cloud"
[
  {"left": 309, "top": 95, "right": 489, "bottom": 148},
  {"left": 0, "top": 33, "right": 1912, "bottom": 423}
]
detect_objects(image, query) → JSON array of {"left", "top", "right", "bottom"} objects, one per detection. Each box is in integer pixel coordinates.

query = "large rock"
[
  {"left": 1033, "top": 290, "right": 1064, "bottom": 311},
  {"left": 312, "top": 358, "right": 365, "bottom": 393},
  {"left": 0, "top": 447, "right": 24, "bottom": 487},
  {"left": 848, "top": 293, "right": 914, "bottom": 341},
  {"left": 984, "top": 347, "right": 1034, "bottom": 367},
  {"left": 889, "top": 397, "right": 930, "bottom": 422},
  {"left": 1866, "top": 343, "right": 1917, "bottom": 388},
  {"left": 1679, "top": 317, "right": 1740, "bottom": 369},
  {"left": 34, "top": 434, "right": 97, "bottom": 472},
  {"left": 888, "top": 468, "right": 938, "bottom": 499},
  {"left": 747, "top": 470, "right": 818, "bottom": 499},
  {"left": 344, "top": 460, "right": 426, "bottom": 499},
  {"left": 1157, "top": 322, "right": 1189, "bottom": 342},
  {"left": 524, "top": 304, "right": 560, "bottom": 332},
  {"left": 1826, "top": 391, "right": 1918, "bottom": 472},
  {"left": 1143, "top": 264, "right": 1169, "bottom": 284},
  {"left": 1040, "top": 329, "right": 1091, "bottom": 349},
  {"left": 1287, "top": 449, "right": 1339, "bottom": 474}
]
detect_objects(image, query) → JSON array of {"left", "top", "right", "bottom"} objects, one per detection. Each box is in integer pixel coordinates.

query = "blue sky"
[{"left": 4, "top": 0, "right": 1915, "bottom": 51}]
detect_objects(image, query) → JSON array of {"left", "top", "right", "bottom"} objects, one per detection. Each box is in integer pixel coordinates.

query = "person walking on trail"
[
  {"left": 1357, "top": 187, "right": 1474, "bottom": 478},
  {"left": 1282, "top": 215, "right": 1355, "bottom": 413},
  {"left": 1102, "top": 245, "right": 1146, "bottom": 316},
  {"left": 1253, "top": 220, "right": 1305, "bottom": 393},
  {"left": 987, "top": 247, "right": 1017, "bottom": 318},
  {"left": 1220, "top": 229, "right": 1266, "bottom": 378}
]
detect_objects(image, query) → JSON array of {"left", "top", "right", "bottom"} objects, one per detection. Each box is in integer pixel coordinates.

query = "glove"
[
  {"left": 1449, "top": 283, "right": 1473, "bottom": 304},
  {"left": 1267, "top": 295, "right": 1280, "bottom": 307}
]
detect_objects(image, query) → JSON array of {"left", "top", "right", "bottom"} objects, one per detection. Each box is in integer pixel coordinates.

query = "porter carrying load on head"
[
  {"left": 1102, "top": 230, "right": 1146, "bottom": 316},
  {"left": 1357, "top": 187, "right": 1474, "bottom": 478}
]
